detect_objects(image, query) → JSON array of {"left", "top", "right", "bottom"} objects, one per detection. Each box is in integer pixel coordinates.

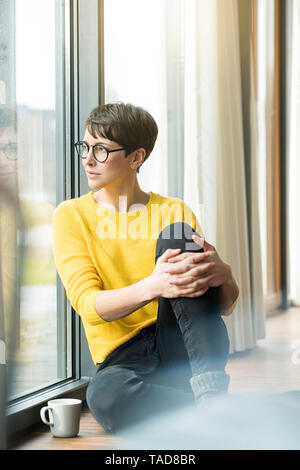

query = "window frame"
[{"left": 6, "top": 0, "right": 104, "bottom": 438}]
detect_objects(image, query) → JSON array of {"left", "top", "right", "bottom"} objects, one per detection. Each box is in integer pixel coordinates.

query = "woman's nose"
[{"left": 85, "top": 146, "right": 95, "bottom": 163}]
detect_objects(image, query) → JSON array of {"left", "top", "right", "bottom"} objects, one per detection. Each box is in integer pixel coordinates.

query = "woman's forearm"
[{"left": 94, "top": 275, "right": 158, "bottom": 322}]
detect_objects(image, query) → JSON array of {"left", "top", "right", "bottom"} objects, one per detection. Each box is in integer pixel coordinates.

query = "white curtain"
[
  {"left": 104, "top": 0, "right": 266, "bottom": 352},
  {"left": 249, "top": 44, "right": 266, "bottom": 342},
  {"left": 288, "top": 0, "right": 300, "bottom": 306},
  {"left": 104, "top": 0, "right": 168, "bottom": 195},
  {"left": 183, "top": 0, "right": 265, "bottom": 352}
]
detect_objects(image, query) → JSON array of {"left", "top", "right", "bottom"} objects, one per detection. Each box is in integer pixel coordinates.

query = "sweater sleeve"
[
  {"left": 221, "top": 286, "right": 239, "bottom": 316},
  {"left": 52, "top": 201, "right": 106, "bottom": 325}
]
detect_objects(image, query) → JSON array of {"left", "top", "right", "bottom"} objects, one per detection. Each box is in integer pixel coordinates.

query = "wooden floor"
[
  {"left": 10, "top": 307, "right": 300, "bottom": 450},
  {"left": 10, "top": 405, "right": 123, "bottom": 451},
  {"left": 226, "top": 306, "right": 300, "bottom": 393}
]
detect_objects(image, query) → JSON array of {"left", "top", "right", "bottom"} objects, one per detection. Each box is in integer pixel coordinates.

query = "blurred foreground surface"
[{"left": 114, "top": 391, "right": 300, "bottom": 450}]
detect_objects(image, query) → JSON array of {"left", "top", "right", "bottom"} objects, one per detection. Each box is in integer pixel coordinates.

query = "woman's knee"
[
  {"left": 86, "top": 366, "right": 145, "bottom": 434},
  {"left": 155, "top": 222, "right": 202, "bottom": 263},
  {"left": 86, "top": 369, "right": 114, "bottom": 433},
  {"left": 158, "top": 221, "right": 197, "bottom": 242}
]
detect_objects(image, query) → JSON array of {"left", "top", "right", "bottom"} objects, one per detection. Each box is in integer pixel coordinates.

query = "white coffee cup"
[{"left": 40, "top": 398, "right": 82, "bottom": 438}]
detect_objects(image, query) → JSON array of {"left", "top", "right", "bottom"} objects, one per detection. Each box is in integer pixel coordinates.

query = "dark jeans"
[{"left": 86, "top": 222, "right": 230, "bottom": 435}]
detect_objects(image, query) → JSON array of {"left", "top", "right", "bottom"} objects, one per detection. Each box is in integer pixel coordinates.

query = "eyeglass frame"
[{"left": 74, "top": 140, "right": 126, "bottom": 163}]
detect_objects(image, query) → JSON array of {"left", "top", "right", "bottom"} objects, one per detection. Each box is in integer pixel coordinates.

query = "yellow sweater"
[{"left": 52, "top": 190, "right": 238, "bottom": 365}]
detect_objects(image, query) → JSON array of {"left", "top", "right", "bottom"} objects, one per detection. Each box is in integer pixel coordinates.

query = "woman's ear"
[{"left": 131, "top": 148, "right": 146, "bottom": 171}]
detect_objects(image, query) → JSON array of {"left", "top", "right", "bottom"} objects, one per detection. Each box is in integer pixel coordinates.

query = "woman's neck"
[{"left": 93, "top": 185, "right": 150, "bottom": 212}]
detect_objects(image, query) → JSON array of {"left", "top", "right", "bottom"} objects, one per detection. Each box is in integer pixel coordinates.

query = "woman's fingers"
[
  {"left": 169, "top": 276, "right": 194, "bottom": 286},
  {"left": 158, "top": 248, "right": 182, "bottom": 263},
  {"left": 188, "top": 262, "right": 215, "bottom": 277},
  {"left": 173, "top": 273, "right": 213, "bottom": 294},
  {"left": 167, "top": 252, "right": 210, "bottom": 263},
  {"left": 168, "top": 264, "right": 214, "bottom": 283},
  {"left": 166, "top": 261, "right": 192, "bottom": 275},
  {"left": 184, "top": 287, "right": 209, "bottom": 297},
  {"left": 180, "top": 286, "right": 209, "bottom": 297}
]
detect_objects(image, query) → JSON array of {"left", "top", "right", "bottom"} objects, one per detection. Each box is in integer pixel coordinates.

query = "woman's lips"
[{"left": 87, "top": 171, "right": 100, "bottom": 178}]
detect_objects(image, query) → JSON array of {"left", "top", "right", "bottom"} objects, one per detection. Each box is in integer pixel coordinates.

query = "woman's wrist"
[{"left": 141, "top": 275, "right": 161, "bottom": 301}]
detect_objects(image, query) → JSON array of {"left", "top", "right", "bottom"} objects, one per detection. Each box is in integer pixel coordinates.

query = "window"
[
  {"left": 1, "top": 0, "right": 72, "bottom": 401},
  {"left": 1, "top": 0, "right": 102, "bottom": 436}
]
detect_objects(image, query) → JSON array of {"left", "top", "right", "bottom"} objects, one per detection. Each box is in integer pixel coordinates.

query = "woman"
[{"left": 52, "top": 102, "right": 239, "bottom": 435}]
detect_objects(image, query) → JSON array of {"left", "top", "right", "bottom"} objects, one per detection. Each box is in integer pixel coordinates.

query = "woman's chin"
[{"left": 88, "top": 180, "right": 103, "bottom": 190}]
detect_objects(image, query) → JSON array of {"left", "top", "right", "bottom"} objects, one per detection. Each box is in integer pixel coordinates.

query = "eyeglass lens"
[{"left": 76, "top": 142, "right": 107, "bottom": 162}]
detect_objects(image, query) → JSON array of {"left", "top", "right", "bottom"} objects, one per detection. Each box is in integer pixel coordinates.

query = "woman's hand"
[
  {"left": 149, "top": 247, "right": 213, "bottom": 298},
  {"left": 166, "top": 234, "right": 232, "bottom": 294}
]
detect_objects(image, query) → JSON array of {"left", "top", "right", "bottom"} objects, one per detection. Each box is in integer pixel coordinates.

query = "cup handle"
[{"left": 40, "top": 406, "right": 54, "bottom": 426}]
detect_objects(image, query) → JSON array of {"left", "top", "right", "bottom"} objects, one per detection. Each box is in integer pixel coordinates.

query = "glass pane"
[{"left": 0, "top": 0, "right": 71, "bottom": 399}]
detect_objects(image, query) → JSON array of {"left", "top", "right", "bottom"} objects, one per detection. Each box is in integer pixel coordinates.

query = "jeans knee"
[
  {"left": 86, "top": 366, "right": 146, "bottom": 435},
  {"left": 86, "top": 367, "right": 126, "bottom": 434},
  {"left": 86, "top": 378, "right": 113, "bottom": 434},
  {"left": 158, "top": 221, "right": 195, "bottom": 241},
  {"left": 155, "top": 222, "right": 202, "bottom": 263}
]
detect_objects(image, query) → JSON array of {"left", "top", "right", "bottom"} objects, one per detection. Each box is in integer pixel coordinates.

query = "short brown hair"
[{"left": 85, "top": 102, "right": 158, "bottom": 173}]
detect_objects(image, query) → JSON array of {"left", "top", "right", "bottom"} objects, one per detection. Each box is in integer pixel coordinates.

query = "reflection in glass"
[{"left": 0, "top": 0, "right": 71, "bottom": 399}]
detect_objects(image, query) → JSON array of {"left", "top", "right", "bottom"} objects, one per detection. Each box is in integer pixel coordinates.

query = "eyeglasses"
[
  {"left": 0, "top": 143, "right": 18, "bottom": 160},
  {"left": 74, "top": 141, "right": 126, "bottom": 163}
]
